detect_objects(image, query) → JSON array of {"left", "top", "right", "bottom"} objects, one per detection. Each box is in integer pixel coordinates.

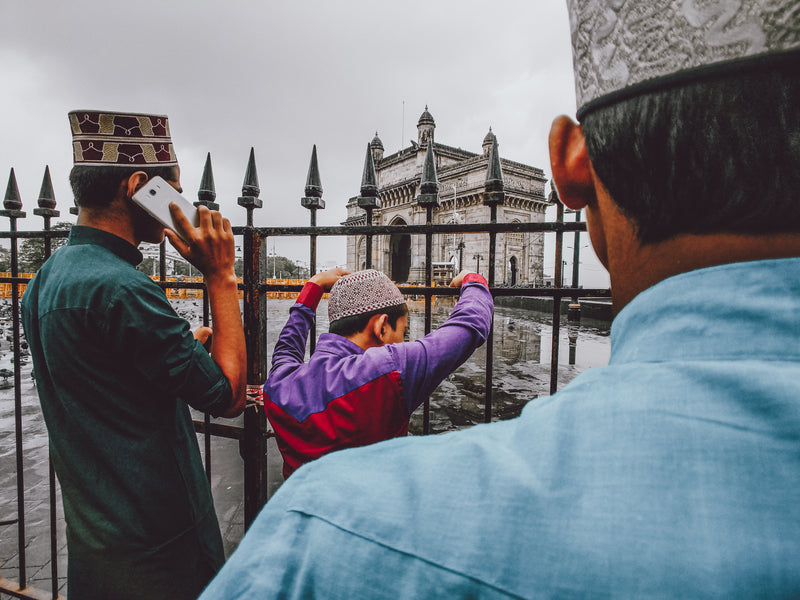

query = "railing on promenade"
[{"left": 0, "top": 143, "right": 610, "bottom": 599}]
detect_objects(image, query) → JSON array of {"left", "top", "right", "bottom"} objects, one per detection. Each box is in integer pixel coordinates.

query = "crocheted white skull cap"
[
  {"left": 328, "top": 269, "right": 406, "bottom": 323},
  {"left": 567, "top": 0, "right": 800, "bottom": 119}
]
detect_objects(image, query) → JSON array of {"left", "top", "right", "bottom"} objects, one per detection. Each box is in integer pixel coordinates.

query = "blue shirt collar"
[{"left": 610, "top": 257, "right": 800, "bottom": 365}]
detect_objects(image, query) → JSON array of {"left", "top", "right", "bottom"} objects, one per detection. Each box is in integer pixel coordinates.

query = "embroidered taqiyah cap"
[
  {"left": 68, "top": 110, "right": 178, "bottom": 167},
  {"left": 567, "top": 0, "right": 800, "bottom": 119},
  {"left": 328, "top": 269, "right": 406, "bottom": 323}
]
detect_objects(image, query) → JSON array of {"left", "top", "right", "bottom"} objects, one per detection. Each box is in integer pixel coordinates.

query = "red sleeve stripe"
[{"left": 296, "top": 282, "right": 324, "bottom": 309}]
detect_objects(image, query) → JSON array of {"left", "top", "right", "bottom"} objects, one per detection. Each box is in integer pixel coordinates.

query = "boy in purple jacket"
[{"left": 264, "top": 268, "right": 493, "bottom": 478}]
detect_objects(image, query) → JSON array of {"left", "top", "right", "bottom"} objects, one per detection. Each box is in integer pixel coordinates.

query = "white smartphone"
[{"left": 131, "top": 176, "right": 199, "bottom": 242}]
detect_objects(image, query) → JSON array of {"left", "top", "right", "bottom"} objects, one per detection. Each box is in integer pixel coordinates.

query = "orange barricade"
[{"left": 0, "top": 274, "right": 312, "bottom": 300}]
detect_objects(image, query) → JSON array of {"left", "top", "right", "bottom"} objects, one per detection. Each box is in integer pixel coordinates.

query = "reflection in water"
[{"left": 404, "top": 297, "right": 610, "bottom": 434}]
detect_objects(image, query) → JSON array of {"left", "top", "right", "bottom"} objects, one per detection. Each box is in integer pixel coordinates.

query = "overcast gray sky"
[{"left": 0, "top": 0, "right": 609, "bottom": 287}]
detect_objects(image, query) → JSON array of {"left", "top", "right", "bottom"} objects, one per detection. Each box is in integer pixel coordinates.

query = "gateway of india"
[{"left": 343, "top": 106, "right": 552, "bottom": 285}]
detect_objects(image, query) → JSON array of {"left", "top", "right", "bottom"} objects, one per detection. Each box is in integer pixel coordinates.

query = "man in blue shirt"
[
  {"left": 199, "top": 2, "right": 800, "bottom": 598},
  {"left": 22, "top": 110, "right": 246, "bottom": 600}
]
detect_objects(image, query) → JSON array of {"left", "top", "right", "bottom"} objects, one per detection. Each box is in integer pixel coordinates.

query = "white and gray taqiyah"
[
  {"left": 328, "top": 270, "right": 406, "bottom": 324},
  {"left": 566, "top": 0, "right": 800, "bottom": 119}
]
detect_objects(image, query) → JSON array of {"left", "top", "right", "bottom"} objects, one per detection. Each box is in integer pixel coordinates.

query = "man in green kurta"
[{"left": 22, "top": 110, "right": 246, "bottom": 600}]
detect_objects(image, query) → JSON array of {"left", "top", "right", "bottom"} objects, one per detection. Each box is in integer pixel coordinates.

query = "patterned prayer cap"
[
  {"left": 328, "top": 269, "right": 406, "bottom": 324},
  {"left": 68, "top": 110, "right": 178, "bottom": 167},
  {"left": 567, "top": 0, "right": 800, "bottom": 119}
]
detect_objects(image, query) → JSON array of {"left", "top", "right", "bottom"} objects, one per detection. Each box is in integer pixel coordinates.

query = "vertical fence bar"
[
  {"left": 485, "top": 211, "right": 497, "bottom": 424},
  {"left": 418, "top": 140, "right": 440, "bottom": 434},
  {"left": 572, "top": 209, "right": 581, "bottom": 288},
  {"left": 483, "top": 138, "right": 505, "bottom": 423},
  {"left": 197, "top": 153, "right": 220, "bottom": 483},
  {"left": 308, "top": 213, "right": 317, "bottom": 353},
  {"left": 422, "top": 207, "right": 433, "bottom": 433},
  {"left": 237, "top": 148, "right": 268, "bottom": 527},
  {"left": 551, "top": 194, "right": 565, "bottom": 395},
  {"left": 2, "top": 168, "right": 27, "bottom": 589},
  {"left": 34, "top": 165, "right": 61, "bottom": 599},
  {"left": 357, "top": 144, "right": 379, "bottom": 271},
  {"left": 301, "top": 145, "right": 324, "bottom": 354}
]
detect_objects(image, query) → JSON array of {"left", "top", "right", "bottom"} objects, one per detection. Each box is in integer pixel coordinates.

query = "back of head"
[
  {"left": 567, "top": 0, "right": 800, "bottom": 244},
  {"left": 328, "top": 270, "right": 407, "bottom": 337},
  {"left": 67, "top": 110, "right": 180, "bottom": 208}
]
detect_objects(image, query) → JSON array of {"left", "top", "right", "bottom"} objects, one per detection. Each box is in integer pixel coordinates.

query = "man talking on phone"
[{"left": 21, "top": 110, "right": 246, "bottom": 600}]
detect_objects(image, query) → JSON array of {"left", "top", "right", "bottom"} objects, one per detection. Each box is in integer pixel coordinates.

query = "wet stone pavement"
[{"left": 0, "top": 296, "right": 610, "bottom": 598}]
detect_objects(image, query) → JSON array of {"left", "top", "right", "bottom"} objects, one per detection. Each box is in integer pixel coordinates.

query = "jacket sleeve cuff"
[
  {"left": 462, "top": 272, "right": 488, "bottom": 288},
  {"left": 296, "top": 281, "right": 324, "bottom": 309}
]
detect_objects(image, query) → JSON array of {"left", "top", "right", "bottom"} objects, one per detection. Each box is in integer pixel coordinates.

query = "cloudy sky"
[{"left": 0, "top": 0, "right": 609, "bottom": 287}]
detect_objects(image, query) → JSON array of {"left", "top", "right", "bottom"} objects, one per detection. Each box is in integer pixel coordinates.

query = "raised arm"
[
  {"left": 270, "top": 268, "right": 350, "bottom": 375},
  {"left": 387, "top": 271, "right": 493, "bottom": 414},
  {"left": 166, "top": 203, "right": 246, "bottom": 417}
]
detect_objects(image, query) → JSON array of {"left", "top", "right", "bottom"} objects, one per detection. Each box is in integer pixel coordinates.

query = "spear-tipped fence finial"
[
  {"left": 417, "top": 139, "right": 440, "bottom": 207},
  {"left": 0, "top": 168, "right": 26, "bottom": 218},
  {"left": 548, "top": 179, "right": 560, "bottom": 204},
  {"left": 197, "top": 152, "right": 219, "bottom": 210},
  {"left": 34, "top": 165, "right": 60, "bottom": 218},
  {"left": 301, "top": 145, "right": 325, "bottom": 210},
  {"left": 357, "top": 143, "right": 380, "bottom": 211},
  {"left": 238, "top": 147, "right": 263, "bottom": 212},
  {"left": 483, "top": 137, "right": 505, "bottom": 206},
  {"left": 242, "top": 147, "right": 260, "bottom": 197}
]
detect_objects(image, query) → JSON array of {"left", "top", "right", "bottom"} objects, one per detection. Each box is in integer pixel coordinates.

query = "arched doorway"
[
  {"left": 509, "top": 256, "right": 518, "bottom": 286},
  {"left": 356, "top": 236, "right": 366, "bottom": 270},
  {"left": 389, "top": 217, "right": 411, "bottom": 282}
]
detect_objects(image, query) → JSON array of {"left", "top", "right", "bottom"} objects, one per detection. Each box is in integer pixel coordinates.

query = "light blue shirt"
[{"left": 200, "top": 258, "right": 800, "bottom": 599}]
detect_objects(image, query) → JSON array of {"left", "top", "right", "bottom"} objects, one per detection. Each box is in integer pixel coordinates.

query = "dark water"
[
  {"left": 405, "top": 299, "right": 611, "bottom": 434},
  {"left": 0, "top": 297, "right": 610, "bottom": 590}
]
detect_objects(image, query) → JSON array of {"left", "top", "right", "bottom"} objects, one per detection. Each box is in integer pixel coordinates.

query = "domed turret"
[
  {"left": 417, "top": 105, "right": 435, "bottom": 147},
  {"left": 370, "top": 131, "right": 384, "bottom": 162},
  {"left": 482, "top": 127, "right": 497, "bottom": 156}
]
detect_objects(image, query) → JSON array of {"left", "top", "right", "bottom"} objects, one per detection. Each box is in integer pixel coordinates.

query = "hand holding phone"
[{"left": 131, "top": 176, "right": 199, "bottom": 242}]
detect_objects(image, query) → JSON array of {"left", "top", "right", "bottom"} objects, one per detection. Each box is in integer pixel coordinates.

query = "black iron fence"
[{"left": 0, "top": 143, "right": 610, "bottom": 599}]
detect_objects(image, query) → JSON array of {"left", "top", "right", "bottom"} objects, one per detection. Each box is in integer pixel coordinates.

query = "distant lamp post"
[
  {"left": 457, "top": 241, "right": 465, "bottom": 272},
  {"left": 473, "top": 253, "right": 482, "bottom": 274}
]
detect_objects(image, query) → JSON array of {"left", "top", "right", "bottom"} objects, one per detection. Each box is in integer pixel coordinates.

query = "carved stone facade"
[{"left": 344, "top": 107, "right": 552, "bottom": 285}]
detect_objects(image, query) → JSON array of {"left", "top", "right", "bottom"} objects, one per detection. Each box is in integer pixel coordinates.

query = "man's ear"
[
  {"left": 123, "top": 171, "right": 149, "bottom": 200},
  {"left": 370, "top": 313, "right": 391, "bottom": 345},
  {"left": 548, "top": 116, "right": 596, "bottom": 210}
]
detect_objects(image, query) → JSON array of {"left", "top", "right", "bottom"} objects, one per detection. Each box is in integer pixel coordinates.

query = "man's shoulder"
[{"left": 32, "top": 244, "right": 163, "bottom": 311}]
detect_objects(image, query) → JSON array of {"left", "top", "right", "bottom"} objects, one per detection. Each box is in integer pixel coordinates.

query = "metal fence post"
[
  {"left": 1, "top": 168, "right": 28, "bottom": 590},
  {"left": 551, "top": 182, "right": 565, "bottom": 395},
  {"left": 417, "top": 139, "right": 440, "bottom": 433},
  {"left": 356, "top": 144, "right": 379, "bottom": 269},
  {"left": 483, "top": 137, "right": 505, "bottom": 424},
  {"left": 196, "top": 154, "right": 220, "bottom": 481},
  {"left": 236, "top": 148, "right": 268, "bottom": 527},
  {"left": 301, "top": 145, "right": 325, "bottom": 353},
  {"left": 33, "top": 165, "right": 62, "bottom": 600}
]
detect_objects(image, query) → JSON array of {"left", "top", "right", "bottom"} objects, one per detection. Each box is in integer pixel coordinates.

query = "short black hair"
[
  {"left": 581, "top": 61, "right": 800, "bottom": 244},
  {"left": 329, "top": 303, "right": 409, "bottom": 338},
  {"left": 69, "top": 164, "right": 179, "bottom": 208}
]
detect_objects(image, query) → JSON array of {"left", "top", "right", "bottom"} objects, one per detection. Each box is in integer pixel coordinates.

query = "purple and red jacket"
[{"left": 264, "top": 274, "right": 493, "bottom": 478}]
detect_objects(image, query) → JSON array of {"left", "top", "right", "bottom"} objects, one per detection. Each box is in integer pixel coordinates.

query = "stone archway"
[
  {"left": 509, "top": 255, "right": 518, "bottom": 286},
  {"left": 389, "top": 217, "right": 411, "bottom": 283},
  {"left": 356, "top": 236, "right": 366, "bottom": 271}
]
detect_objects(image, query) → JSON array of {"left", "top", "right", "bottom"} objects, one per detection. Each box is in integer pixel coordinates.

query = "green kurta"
[{"left": 22, "top": 226, "right": 232, "bottom": 600}]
